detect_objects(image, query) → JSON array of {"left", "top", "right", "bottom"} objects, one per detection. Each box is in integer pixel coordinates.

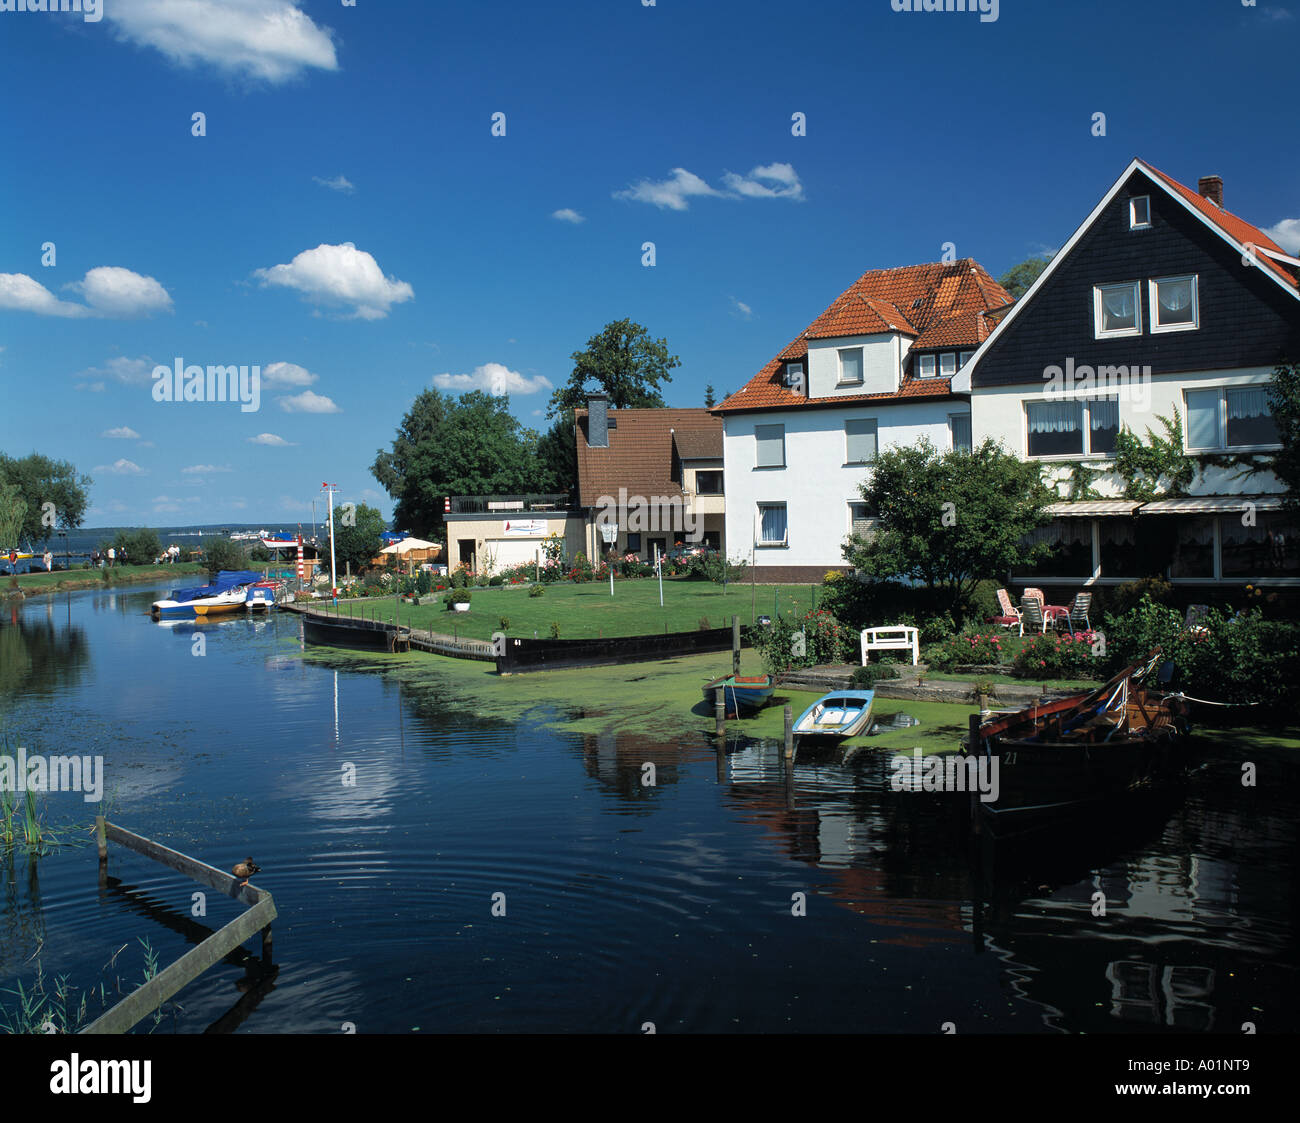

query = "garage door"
[{"left": 483, "top": 538, "right": 546, "bottom": 572}]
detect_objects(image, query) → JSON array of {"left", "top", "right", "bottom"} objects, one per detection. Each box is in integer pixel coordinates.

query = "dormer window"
[
  {"left": 838, "top": 348, "right": 863, "bottom": 385},
  {"left": 1129, "top": 196, "right": 1151, "bottom": 229},
  {"left": 916, "top": 354, "right": 937, "bottom": 378},
  {"left": 784, "top": 362, "right": 805, "bottom": 392},
  {"left": 939, "top": 353, "right": 957, "bottom": 377}
]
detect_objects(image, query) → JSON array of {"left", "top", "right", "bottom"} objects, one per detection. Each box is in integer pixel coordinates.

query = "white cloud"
[
  {"left": 551, "top": 208, "right": 585, "bottom": 224},
  {"left": 279, "top": 389, "right": 341, "bottom": 413},
  {"left": 720, "top": 163, "right": 804, "bottom": 201},
  {"left": 94, "top": 459, "right": 145, "bottom": 475},
  {"left": 182, "top": 464, "right": 233, "bottom": 474},
  {"left": 1263, "top": 218, "right": 1300, "bottom": 254},
  {"left": 262, "top": 360, "right": 319, "bottom": 389},
  {"left": 0, "top": 273, "right": 89, "bottom": 317},
  {"left": 614, "top": 167, "right": 721, "bottom": 211},
  {"left": 431, "top": 362, "right": 553, "bottom": 397},
  {"left": 614, "top": 163, "right": 804, "bottom": 210},
  {"left": 728, "top": 296, "right": 753, "bottom": 320},
  {"left": 254, "top": 242, "right": 414, "bottom": 320},
  {"left": 75, "top": 356, "right": 157, "bottom": 389},
  {"left": 107, "top": 0, "right": 339, "bottom": 83},
  {"left": 314, "top": 174, "right": 355, "bottom": 194},
  {"left": 102, "top": 426, "right": 142, "bottom": 439},
  {"left": 247, "top": 433, "right": 295, "bottom": 446},
  {"left": 67, "top": 266, "right": 173, "bottom": 318}
]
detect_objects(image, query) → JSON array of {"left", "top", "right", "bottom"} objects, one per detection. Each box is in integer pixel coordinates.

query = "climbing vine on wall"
[{"left": 1112, "top": 410, "right": 1196, "bottom": 501}]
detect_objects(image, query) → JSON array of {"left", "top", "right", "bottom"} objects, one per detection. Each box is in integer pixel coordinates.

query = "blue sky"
[{"left": 1, "top": 0, "right": 1297, "bottom": 528}]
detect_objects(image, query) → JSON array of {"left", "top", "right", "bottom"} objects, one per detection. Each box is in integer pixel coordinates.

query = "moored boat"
[
  {"left": 702, "top": 673, "right": 775, "bottom": 716},
  {"left": 151, "top": 570, "right": 265, "bottom": 619},
  {"left": 793, "top": 690, "right": 875, "bottom": 740},
  {"left": 245, "top": 580, "right": 282, "bottom": 611},
  {"left": 961, "top": 651, "right": 1192, "bottom": 832}
]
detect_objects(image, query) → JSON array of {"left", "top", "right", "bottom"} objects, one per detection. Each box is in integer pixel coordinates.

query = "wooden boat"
[
  {"left": 793, "top": 690, "right": 875, "bottom": 740},
  {"left": 962, "top": 651, "right": 1192, "bottom": 833},
  {"left": 702, "top": 673, "right": 775, "bottom": 716}
]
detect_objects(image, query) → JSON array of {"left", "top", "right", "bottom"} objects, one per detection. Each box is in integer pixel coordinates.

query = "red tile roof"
[
  {"left": 1138, "top": 159, "right": 1298, "bottom": 291},
  {"left": 574, "top": 407, "right": 722, "bottom": 508},
  {"left": 717, "top": 259, "right": 1012, "bottom": 413}
]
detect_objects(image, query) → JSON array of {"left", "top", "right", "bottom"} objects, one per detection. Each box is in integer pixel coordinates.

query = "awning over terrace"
[
  {"left": 1044, "top": 500, "right": 1142, "bottom": 517},
  {"left": 1139, "top": 496, "right": 1284, "bottom": 514}
]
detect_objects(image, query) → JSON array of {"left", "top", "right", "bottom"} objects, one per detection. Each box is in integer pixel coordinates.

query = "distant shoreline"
[{"left": 2, "top": 563, "right": 207, "bottom": 601}]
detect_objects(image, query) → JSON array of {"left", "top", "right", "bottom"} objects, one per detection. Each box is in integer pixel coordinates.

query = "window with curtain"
[
  {"left": 838, "top": 348, "right": 863, "bottom": 384},
  {"left": 755, "top": 424, "right": 785, "bottom": 468},
  {"left": 1226, "top": 387, "right": 1278, "bottom": 447},
  {"left": 845, "top": 418, "right": 878, "bottom": 464},
  {"left": 916, "top": 354, "right": 937, "bottom": 377},
  {"left": 1170, "top": 517, "right": 1214, "bottom": 579},
  {"left": 950, "top": 413, "right": 972, "bottom": 452},
  {"left": 1012, "top": 519, "right": 1092, "bottom": 579},
  {"left": 940, "top": 353, "right": 957, "bottom": 376},
  {"left": 758, "top": 504, "right": 787, "bottom": 546},
  {"left": 1099, "top": 520, "right": 1139, "bottom": 578},
  {"left": 1095, "top": 282, "right": 1140, "bottom": 336},
  {"left": 1151, "top": 275, "right": 1198, "bottom": 331},
  {"left": 1088, "top": 397, "right": 1119, "bottom": 455},
  {"left": 1026, "top": 400, "right": 1084, "bottom": 456}
]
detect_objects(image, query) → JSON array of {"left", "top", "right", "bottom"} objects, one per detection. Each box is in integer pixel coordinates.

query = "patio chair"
[
  {"left": 1019, "top": 595, "right": 1050, "bottom": 635},
  {"left": 1067, "top": 592, "right": 1092, "bottom": 632},
  {"left": 1024, "top": 586, "right": 1070, "bottom": 629},
  {"left": 1184, "top": 603, "right": 1210, "bottom": 639},
  {"left": 993, "top": 588, "right": 1023, "bottom": 635}
]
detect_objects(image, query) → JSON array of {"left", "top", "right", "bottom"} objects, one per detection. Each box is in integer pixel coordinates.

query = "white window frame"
[
  {"left": 848, "top": 501, "right": 874, "bottom": 538},
  {"left": 756, "top": 502, "right": 788, "bottom": 548},
  {"left": 1149, "top": 274, "right": 1199, "bottom": 334},
  {"left": 844, "top": 417, "right": 878, "bottom": 465},
  {"left": 1129, "top": 196, "right": 1151, "bottom": 229},
  {"left": 949, "top": 412, "right": 972, "bottom": 452},
  {"left": 754, "top": 423, "right": 786, "bottom": 469},
  {"left": 837, "top": 347, "right": 864, "bottom": 385},
  {"left": 958, "top": 350, "right": 974, "bottom": 368},
  {"left": 916, "top": 353, "right": 937, "bottom": 378},
  {"left": 1024, "top": 396, "right": 1119, "bottom": 460},
  {"left": 1094, "top": 281, "right": 1143, "bottom": 339},
  {"left": 785, "top": 361, "right": 804, "bottom": 387},
  {"left": 939, "top": 352, "right": 957, "bottom": 377},
  {"left": 1184, "top": 385, "right": 1280, "bottom": 452}
]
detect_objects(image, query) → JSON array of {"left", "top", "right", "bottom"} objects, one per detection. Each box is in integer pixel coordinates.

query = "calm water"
[{"left": 0, "top": 585, "right": 1296, "bottom": 1034}]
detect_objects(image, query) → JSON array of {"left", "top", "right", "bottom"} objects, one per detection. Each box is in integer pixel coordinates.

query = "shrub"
[
  {"left": 698, "top": 615, "right": 711, "bottom": 630},
  {"left": 749, "top": 609, "right": 855, "bottom": 676},
  {"left": 415, "top": 570, "right": 433, "bottom": 595},
  {"left": 450, "top": 565, "right": 470, "bottom": 589},
  {"left": 926, "top": 630, "right": 1008, "bottom": 671},
  {"left": 1110, "top": 575, "right": 1174, "bottom": 617},
  {"left": 489, "top": 575, "right": 504, "bottom": 587},
  {"left": 528, "top": 583, "right": 544, "bottom": 598},
  {"left": 443, "top": 588, "right": 471, "bottom": 607},
  {"left": 498, "top": 615, "right": 510, "bottom": 631},
  {"left": 853, "top": 662, "right": 899, "bottom": 687},
  {"left": 549, "top": 621, "right": 561, "bottom": 639},
  {"left": 1011, "top": 630, "right": 1099, "bottom": 679}
]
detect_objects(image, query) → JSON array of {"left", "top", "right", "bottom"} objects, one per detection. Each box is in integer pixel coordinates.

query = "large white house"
[
  {"left": 955, "top": 159, "right": 1300, "bottom": 588},
  {"left": 716, "top": 260, "right": 1014, "bottom": 581}
]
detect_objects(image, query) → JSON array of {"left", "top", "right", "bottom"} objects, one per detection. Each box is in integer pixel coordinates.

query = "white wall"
[
  {"left": 806, "top": 333, "right": 902, "bottom": 397},
  {"left": 970, "top": 365, "right": 1282, "bottom": 498},
  {"left": 723, "top": 401, "right": 965, "bottom": 569}
]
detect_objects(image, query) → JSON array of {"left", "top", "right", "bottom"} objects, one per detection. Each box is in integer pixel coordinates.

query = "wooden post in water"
[
  {"left": 732, "top": 615, "right": 740, "bottom": 677},
  {"left": 783, "top": 705, "right": 794, "bottom": 760},
  {"left": 96, "top": 815, "right": 107, "bottom": 865},
  {"left": 715, "top": 692, "right": 725, "bottom": 738}
]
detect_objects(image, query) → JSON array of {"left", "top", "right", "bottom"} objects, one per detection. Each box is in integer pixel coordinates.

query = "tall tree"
[
  {"left": 1267, "top": 361, "right": 1300, "bottom": 514},
  {"left": 0, "top": 478, "right": 27, "bottom": 553},
  {"left": 844, "top": 438, "right": 1055, "bottom": 627},
  {"left": 0, "top": 453, "right": 92, "bottom": 545},
  {"left": 704, "top": 384, "right": 716, "bottom": 408},
  {"left": 372, "top": 389, "right": 541, "bottom": 540},
  {"left": 334, "top": 502, "right": 386, "bottom": 574},
  {"left": 546, "top": 319, "right": 681, "bottom": 419},
  {"left": 997, "top": 256, "right": 1051, "bottom": 300},
  {"left": 536, "top": 414, "right": 578, "bottom": 498}
]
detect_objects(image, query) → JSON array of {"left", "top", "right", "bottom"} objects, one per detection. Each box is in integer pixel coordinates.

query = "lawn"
[
  {"left": 318, "top": 578, "right": 822, "bottom": 641},
  {"left": 4, "top": 562, "right": 205, "bottom": 595}
]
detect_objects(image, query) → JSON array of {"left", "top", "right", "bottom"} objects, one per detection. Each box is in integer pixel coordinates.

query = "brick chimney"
[
  {"left": 1198, "top": 175, "right": 1223, "bottom": 208},
  {"left": 587, "top": 391, "right": 609, "bottom": 449}
]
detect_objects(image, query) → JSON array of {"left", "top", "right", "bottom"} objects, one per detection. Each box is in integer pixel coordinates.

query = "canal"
[{"left": 1, "top": 584, "right": 1296, "bottom": 1033}]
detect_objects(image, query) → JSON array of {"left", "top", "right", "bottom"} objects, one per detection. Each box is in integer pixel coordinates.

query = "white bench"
[{"left": 860, "top": 625, "right": 919, "bottom": 666}]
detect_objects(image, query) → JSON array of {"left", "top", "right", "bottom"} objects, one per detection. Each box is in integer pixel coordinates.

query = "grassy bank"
[
  {"left": 3, "top": 562, "right": 205, "bottom": 598},
  {"left": 301, "top": 643, "right": 973, "bottom": 752},
  {"left": 328, "top": 579, "right": 822, "bottom": 641}
]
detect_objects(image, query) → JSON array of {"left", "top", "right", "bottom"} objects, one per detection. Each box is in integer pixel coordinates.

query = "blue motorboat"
[{"left": 151, "top": 570, "right": 265, "bottom": 619}]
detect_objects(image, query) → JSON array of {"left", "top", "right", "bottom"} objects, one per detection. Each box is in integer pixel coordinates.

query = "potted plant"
[{"left": 444, "top": 588, "right": 471, "bottom": 612}]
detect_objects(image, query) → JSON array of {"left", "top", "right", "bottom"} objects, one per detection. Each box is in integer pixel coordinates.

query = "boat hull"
[
  {"left": 702, "top": 675, "right": 775, "bottom": 716},
  {"left": 793, "top": 690, "right": 875, "bottom": 740}
]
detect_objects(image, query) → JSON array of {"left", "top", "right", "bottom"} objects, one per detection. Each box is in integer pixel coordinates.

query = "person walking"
[
  {"left": 107, "top": 547, "right": 115, "bottom": 567},
  {"left": 43, "top": 550, "right": 52, "bottom": 572}
]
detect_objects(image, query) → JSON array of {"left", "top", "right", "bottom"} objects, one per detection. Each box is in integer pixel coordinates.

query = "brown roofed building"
[{"left": 575, "top": 393, "right": 725, "bottom": 561}]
